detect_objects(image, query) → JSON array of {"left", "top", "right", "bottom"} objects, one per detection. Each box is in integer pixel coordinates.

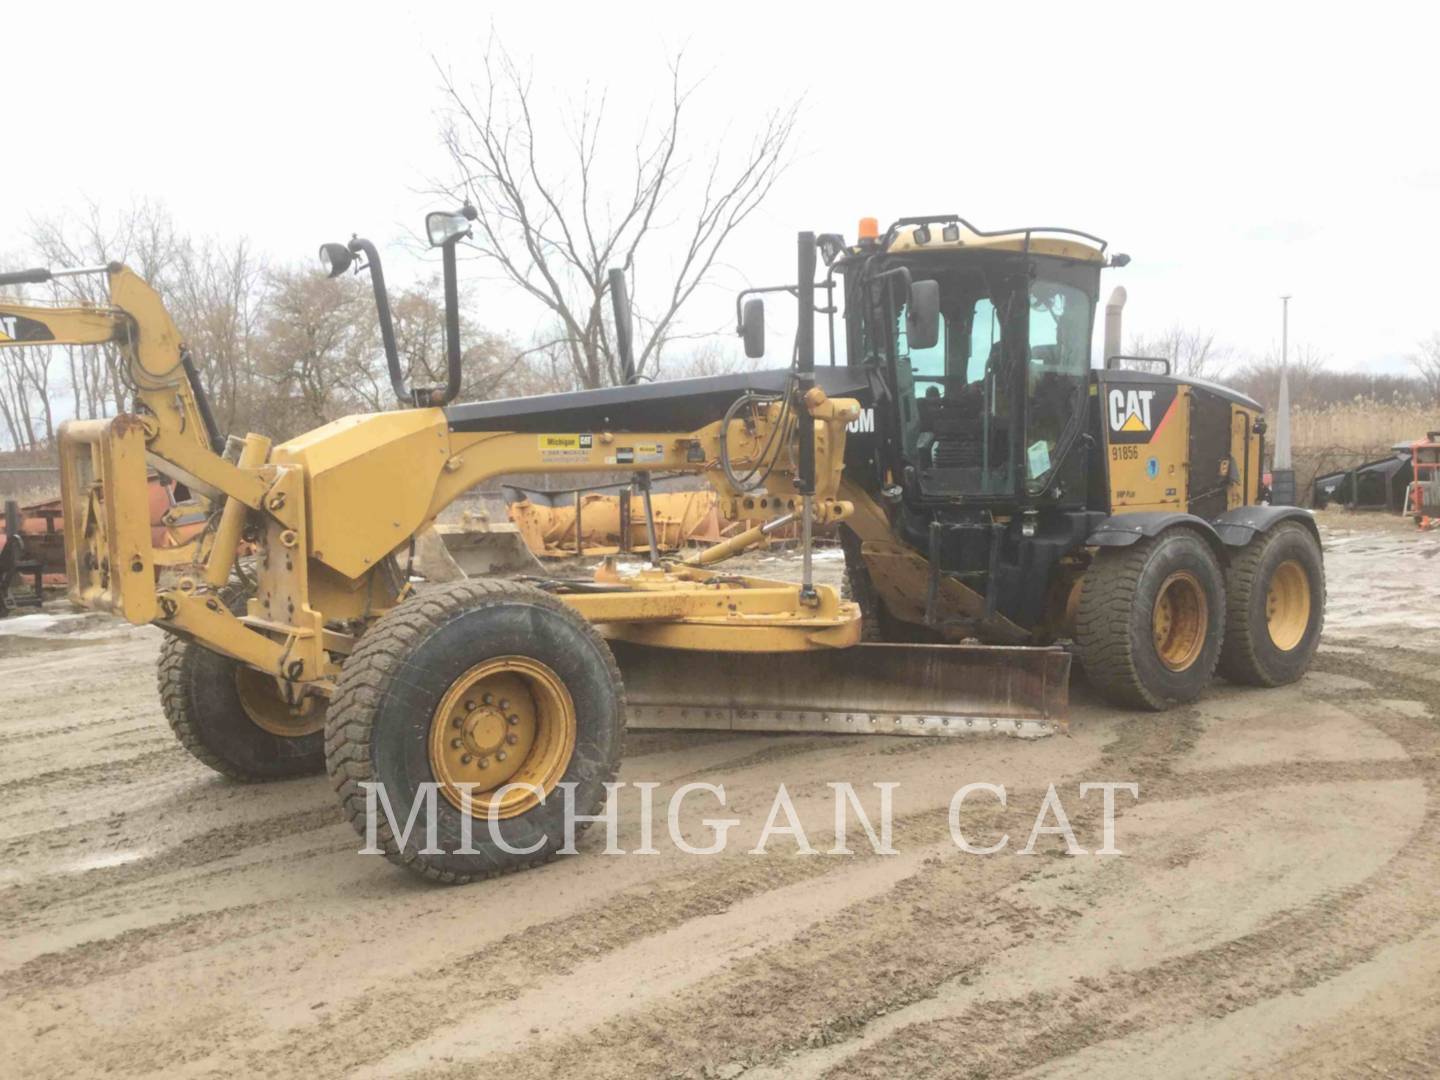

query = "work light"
[
  {"left": 426, "top": 211, "right": 471, "bottom": 248},
  {"left": 318, "top": 242, "right": 353, "bottom": 278}
]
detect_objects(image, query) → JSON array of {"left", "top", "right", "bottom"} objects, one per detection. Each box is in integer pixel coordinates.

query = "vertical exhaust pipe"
[
  {"left": 608, "top": 268, "right": 660, "bottom": 566},
  {"left": 1104, "top": 286, "right": 1126, "bottom": 366},
  {"left": 796, "top": 232, "right": 818, "bottom": 605}
]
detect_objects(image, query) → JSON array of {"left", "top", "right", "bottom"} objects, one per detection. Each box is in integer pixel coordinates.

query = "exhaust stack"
[{"left": 1104, "top": 285, "right": 1127, "bottom": 364}]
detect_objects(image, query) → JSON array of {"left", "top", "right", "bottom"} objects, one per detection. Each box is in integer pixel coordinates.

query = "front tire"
[
  {"left": 1218, "top": 522, "right": 1325, "bottom": 686},
  {"left": 325, "top": 580, "right": 625, "bottom": 884},
  {"left": 158, "top": 634, "right": 326, "bottom": 781},
  {"left": 1075, "top": 529, "right": 1226, "bottom": 710}
]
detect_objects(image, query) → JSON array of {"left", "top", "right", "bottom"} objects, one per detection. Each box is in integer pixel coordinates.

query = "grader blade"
[{"left": 611, "top": 641, "right": 1070, "bottom": 739}]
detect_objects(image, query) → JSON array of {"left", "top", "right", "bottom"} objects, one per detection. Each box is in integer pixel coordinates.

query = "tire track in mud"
[
  {"left": 0, "top": 904, "right": 270, "bottom": 997},
  {"left": 416, "top": 709, "right": 1211, "bottom": 1078},
  {"left": 0, "top": 804, "right": 345, "bottom": 934},
  {"left": 0, "top": 718, "right": 158, "bottom": 748},
  {"left": 1, "top": 730, "right": 847, "bottom": 934},
  {"left": 430, "top": 665, "right": 1439, "bottom": 1080},
  {"left": 173, "top": 712, "right": 1197, "bottom": 1080},
  {"left": 776, "top": 661, "right": 1440, "bottom": 1079},
  {"left": 0, "top": 748, "right": 184, "bottom": 801},
  {"left": 0, "top": 775, "right": 325, "bottom": 864},
  {"left": 13, "top": 638, "right": 1435, "bottom": 1078},
  {"left": 662, "top": 736, "right": 846, "bottom": 786},
  {"left": 1, "top": 723, "right": 869, "bottom": 1041}
]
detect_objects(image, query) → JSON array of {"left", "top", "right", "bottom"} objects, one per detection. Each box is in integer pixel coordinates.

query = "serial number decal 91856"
[{"left": 1111, "top": 445, "right": 1140, "bottom": 461}]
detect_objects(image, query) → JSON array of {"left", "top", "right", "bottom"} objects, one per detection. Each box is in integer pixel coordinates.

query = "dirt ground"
[{"left": 3, "top": 510, "right": 1440, "bottom": 1079}]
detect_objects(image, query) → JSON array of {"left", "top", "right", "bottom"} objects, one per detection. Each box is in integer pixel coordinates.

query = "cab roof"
[{"left": 881, "top": 217, "right": 1108, "bottom": 264}]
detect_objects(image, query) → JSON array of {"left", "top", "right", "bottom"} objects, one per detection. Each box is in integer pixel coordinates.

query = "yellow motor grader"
[{"left": 0, "top": 210, "right": 1323, "bottom": 882}]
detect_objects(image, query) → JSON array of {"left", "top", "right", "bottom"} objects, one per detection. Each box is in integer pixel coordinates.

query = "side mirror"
[
  {"left": 906, "top": 279, "right": 940, "bottom": 350},
  {"left": 741, "top": 297, "right": 766, "bottom": 358}
]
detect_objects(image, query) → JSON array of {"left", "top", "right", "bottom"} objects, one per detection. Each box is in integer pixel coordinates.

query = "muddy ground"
[{"left": 2, "top": 509, "right": 1439, "bottom": 1078}]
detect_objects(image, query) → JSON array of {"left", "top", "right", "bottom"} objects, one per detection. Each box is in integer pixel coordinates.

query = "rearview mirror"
[
  {"left": 741, "top": 297, "right": 765, "bottom": 358},
  {"left": 906, "top": 279, "right": 940, "bottom": 350}
]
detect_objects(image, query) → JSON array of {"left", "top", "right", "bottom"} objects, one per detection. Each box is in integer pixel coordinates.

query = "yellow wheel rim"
[
  {"left": 1266, "top": 559, "right": 1311, "bottom": 651},
  {"left": 428, "top": 656, "right": 577, "bottom": 820},
  {"left": 235, "top": 666, "right": 326, "bottom": 737},
  {"left": 1152, "top": 570, "right": 1207, "bottom": 672}
]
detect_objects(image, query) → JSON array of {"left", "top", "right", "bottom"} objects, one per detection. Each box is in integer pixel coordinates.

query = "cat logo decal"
[{"left": 1108, "top": 388, "right": 1156, "bottom": 433}]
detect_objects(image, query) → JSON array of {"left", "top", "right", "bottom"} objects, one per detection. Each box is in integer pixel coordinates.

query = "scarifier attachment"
[{"left": 611, "top": 641, "right": 1070, "bottom": 739}]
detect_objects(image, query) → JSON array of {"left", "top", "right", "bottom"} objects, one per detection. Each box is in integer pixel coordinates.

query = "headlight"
[
  {"left": 426, "top": 211, "right": 471, "bottom": 248},
  {"left": 318, "top": 242, "right": 353, "bottom": 279}
]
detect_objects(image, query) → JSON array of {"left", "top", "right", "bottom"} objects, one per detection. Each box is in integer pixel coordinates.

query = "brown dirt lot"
[{"left": 2, "top": 511, "right": 1439, "bottom": 1079}]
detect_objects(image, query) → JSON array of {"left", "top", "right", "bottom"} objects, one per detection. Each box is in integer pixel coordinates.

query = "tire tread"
[
  {"left": 1218, "top": 521, "right": 1325, "bottom": 686},
  {"left": 324, "top": 579, "right": 626, "bottom": 885}
]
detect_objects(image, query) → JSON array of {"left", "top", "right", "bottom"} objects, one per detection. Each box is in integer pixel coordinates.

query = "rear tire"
[
  {"left": 1218, "top": 522, "right": 1325, "bottom": 686},
  {"left": 325, "top": 580, "right": 625, "bottom": 884},
  {"left": 1075, "top": 529, "right": 1225, "bottom": 710}
]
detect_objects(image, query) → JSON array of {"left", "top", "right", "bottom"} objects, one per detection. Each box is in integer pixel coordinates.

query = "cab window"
[{"left": 1024, "top": 280, "right": 1090, "bottom": 487}]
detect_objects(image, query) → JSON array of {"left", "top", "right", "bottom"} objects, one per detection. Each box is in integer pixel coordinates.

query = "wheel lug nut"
[
  {"left": 478, "top": 757, "right": 490, "bottom": 768},
  {"left": 496, "top": 750, "right": 508, "bottom": 762},
  {"left": 499, "top": 699, "right": 510, "bottom": 711},
  {"left": 461, "top": 754, "right": 473, "bottom": 764},
  {"left": 506, "top": 714, "right": 519, "bottom": 725},
  {"left": 482, "top": 693, "right": 494, "bottom": 705},
  {"left": 465, "top": 699, "right": 477, "bottom": 711},
  {"left": 452, "top": 717, "right": 463, "bottom": 728},
  {"left": 505, "top": 733, "right": 518, "bottom": 745},
  {"left": 451, "top": 737, "right": 463, "bottom": 749}
]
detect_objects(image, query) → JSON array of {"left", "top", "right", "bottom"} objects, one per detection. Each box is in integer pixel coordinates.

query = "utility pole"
[
  {"left": 1281, "top": 295, "right": 1291, "bottom": 369},
  {"left": 1273, "top": 295, "right": 1294, "bottom": 502}
]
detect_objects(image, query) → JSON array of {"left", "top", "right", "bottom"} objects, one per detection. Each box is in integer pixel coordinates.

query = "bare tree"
[
  {"left": 1229, "top": 343, "right": 1331, "bottom": 410},
  {"left": 1411, "top": 333, "right": 1440, "bottom": 401},
  {"left": 26, "top": 200, "right": 187, "bottom": 420},
  {"left": 1126, "top": 324, "right": 1229, "bottom": 379},
  {"left": 436, "top": 39, "right": 797, "bottom": 389},
  {"left": 254, "top": 270, "right": 382, "bottom": 434},
  {"left": 389, "top": 280, "right": 533, "bottom": 402},
  {"left": 664, "top": 339, "right": 755, "bottom": 381},
  {"left": 6, "top": 199, "right": 566, "bottom": 447},
  {"left": 167, "top": 238, "right": 267, "bottom": 434},
  {"left": 0, "top": 269, "right": 61, "bottom": 451}
]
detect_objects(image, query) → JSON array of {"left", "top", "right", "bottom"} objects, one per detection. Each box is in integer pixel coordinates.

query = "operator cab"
[{"left": 836, "top": 220, "right": 1110, "bottom": 508}]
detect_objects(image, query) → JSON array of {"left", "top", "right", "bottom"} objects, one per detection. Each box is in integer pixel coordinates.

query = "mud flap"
[{"left": 611, "top": 641, "right": 1070, "bottom": 738}]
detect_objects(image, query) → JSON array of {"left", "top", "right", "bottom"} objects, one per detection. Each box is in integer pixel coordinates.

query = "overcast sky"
[{"left": 5, "top": 2, "right": 1437, "bottom": 376}]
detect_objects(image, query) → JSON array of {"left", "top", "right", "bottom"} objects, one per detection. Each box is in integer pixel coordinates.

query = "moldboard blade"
[{"left": 610, "top": 641, "right": 1070, "bottom": 739}]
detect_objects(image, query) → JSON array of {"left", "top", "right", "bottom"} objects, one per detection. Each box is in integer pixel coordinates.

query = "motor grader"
[{"left": 0, "top": 210, "right": 1323, "bottom": 883}]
